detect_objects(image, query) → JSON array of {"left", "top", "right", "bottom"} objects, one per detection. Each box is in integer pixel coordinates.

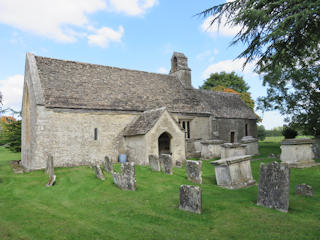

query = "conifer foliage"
[{"left": 199, "top": 0, "right": 320, "bottom": 136}]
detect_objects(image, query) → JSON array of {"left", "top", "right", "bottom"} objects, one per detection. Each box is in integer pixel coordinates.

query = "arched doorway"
[{"left": 158, "top": 132, "right": 171, "bottom": 155}]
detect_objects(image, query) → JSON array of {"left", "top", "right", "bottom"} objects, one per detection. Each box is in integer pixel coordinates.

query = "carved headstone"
[
  {"left": 112, "top": 162, "right": 136, "bottom": 191},
  {"left": 296, "top": 184, "right": 313, "bottom": 197},
  {"left": 93, "top": 165, "right": 105, "bottom": 180},
  {"left": 186, "top": 160, "right": 202, "bottom": 184},
  {"left": 149, "top": 154, "right": 160, "bottom": 171},
  {"left": 179, "top": 185, "right": 202, "bottom": 214},
  {"left": 103, "top": 155, "right": 113, "bottom": 173},
  {"left": 257, "top": 162, "right": 290, "bottom": 212},
  {"left": 159, "top": 154, "right": 173, "bottom": 175}
]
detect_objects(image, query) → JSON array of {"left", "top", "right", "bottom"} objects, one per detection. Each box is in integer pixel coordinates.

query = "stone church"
[{"left": 21, "top": 52, "right": 257, "bottom": 170}]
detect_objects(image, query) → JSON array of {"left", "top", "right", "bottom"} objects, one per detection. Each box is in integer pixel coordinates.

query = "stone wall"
[
  {"left": 28, "top": 106, "right": 137, "bottom": 170},
  {"left": 125, "top": 135, "right": 147, "bottom": 165},
  {"left": 172, "top": 114, "right": 211, "bottom": 140},
  {"left": 21, "top": 55, "right": 42, "bottom": 170},
  {"left": 216, "top": 118, "right": 257, "bottom": 142}
]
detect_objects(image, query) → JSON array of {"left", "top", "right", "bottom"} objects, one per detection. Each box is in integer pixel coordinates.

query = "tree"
[
  {"left": 257, "top": 125, "right": 266, "bottom": 141},
  {"left": 0, "top": 119, "right": 21, "bottom": 152},
  {"left": 200, "top": 72, "right": 259, "bottom": 120},
  {"left": 201, "top": 71, "right": 249, "bottom": 92},
  {"left": 199, "top": 0, "right": 320, "bottom": 136}
]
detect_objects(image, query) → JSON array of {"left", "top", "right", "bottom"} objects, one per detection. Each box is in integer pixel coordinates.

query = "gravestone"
[
  {"left": 186, "top": 160, "right": 202, "bottom": 184},
  {"left": 257, "top": 162, "right": 290, "bottom": 212},
  {"left": 46, "top": 175, "right": 56, "bottom": 187},
  {"left": 210, "top": 155, "right": 256, "bottom": 189},
  {"left": 280, "top": 138, "right": 317, "bottom": 168},
  {"left": 176, "top": 160, "right": 182, "bottom": 168},
  {"left": 159, "top": 154, "right": 173, "bottom": 175},
  {"left": 200, "top": 139, "right": 224, "bottom": 159},
  {"left": 296, "top": 184, "right": 313, "bottom": 197},
  {"left": 179, "top": 185, "right": 202, "bottom": 214},
  {"left": 45, "top": 154, "right": 56, "bottom": 187},
  {"left": 93, "top": 165, "right": 105, "bottom": 180},
  {"left": 149, "top": 154, "right": 160, "bottom": 171},
  {"left": 220, "top": 143, "right": 246, "bottom": 159},
  {"left": 112, "top": 162, "right": 136, "bottom": 191},
  {"left": 46, "top": 154, "right": 54, "bottom": 176},
  {"left": 241, "top": 136, "right": 259, "bottom": 155},
  {"left": 103, "top": 155, "right": 113, "bottom": 173}
]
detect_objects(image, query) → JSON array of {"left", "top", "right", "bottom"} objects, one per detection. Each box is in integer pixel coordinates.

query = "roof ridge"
[{"left": 34, "top": 54, "right": 174, "bottom": 78}]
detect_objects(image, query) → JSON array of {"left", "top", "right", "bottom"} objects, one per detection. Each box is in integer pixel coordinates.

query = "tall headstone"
[
  {"left": 296, "top": 184, "right": 313, "bottom": 197},
  {"left": 179, "top": 185, "right": 202, "bottom": 214},
  {"left": 46, "top": 154, "right": 54, "bottom": 176},
  {"left": 149, "top": 154, "right": 160, "bottom": 171},
  {"left": 93, "top": 165, "right": 105, "bottom": 180},
  {"left": 159, "top": 154, "right": 173, "bottom": 175},
  {"left": 45, "top": 154, "right": 56, "bottom": 187},
  {"left": 112, "top": 162, "right": 136, "bottom": 191},
  {"left": 103, "top": 155, "right": 113, "bottom": 173},
  {"left": 186, "top": 160, "right": 202, "bottom": 184},
  {"left": 257, "top": 162, "right": 290, "bottom": 212}
]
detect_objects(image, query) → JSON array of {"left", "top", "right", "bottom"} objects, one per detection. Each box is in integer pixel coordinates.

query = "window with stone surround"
[
  {"left": 94, "top": 128, "right": 98, "bottom": 140},
  {"left": 179, "top": 120, "right": 190, "bottom": 139}
]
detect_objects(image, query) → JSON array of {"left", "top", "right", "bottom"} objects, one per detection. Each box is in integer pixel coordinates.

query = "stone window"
[
  {"left": 230, "top": 131, "right": 235, "bottom": 143},
  {"left": 179, "top": 120, "right": 191, "bottom": 139},
  {"left": 245, "top": 124, "right": 248, "bottom": 136},
  {"left": 94, "top": 128, "right": 98, "bottom": 140}
]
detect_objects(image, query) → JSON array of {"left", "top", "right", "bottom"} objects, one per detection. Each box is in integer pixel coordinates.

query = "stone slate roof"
[
  {"left": 32, "top": 54, "right": 257, "bottom": 119},
  {"left": 123, "top": 107, "right": 170, "bottom": 136}
]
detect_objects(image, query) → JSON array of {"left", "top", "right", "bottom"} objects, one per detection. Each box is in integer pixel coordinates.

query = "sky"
[{"left": 0, "top": 0, "right": 285, "bottom": 129}]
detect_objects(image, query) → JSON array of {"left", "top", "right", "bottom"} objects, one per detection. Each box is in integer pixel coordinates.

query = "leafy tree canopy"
[
  {"left": 199, "top": 0, "right": 320, "bottom": 136},
  {"left": 0, "top": 119, "right": 21, "bottom": 152},
  {"left": 201, "top": 71, "right": 249, "bottom": 92}
]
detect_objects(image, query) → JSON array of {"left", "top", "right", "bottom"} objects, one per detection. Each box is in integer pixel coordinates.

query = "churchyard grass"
[{"left": 0, "top": 143, "right": 320, "bottom": 240}]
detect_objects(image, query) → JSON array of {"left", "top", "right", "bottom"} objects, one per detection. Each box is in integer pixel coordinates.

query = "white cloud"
[
  {"left": 0, "top": 0, "right": 157, "bottom": 45},
  {"left": 107, "top": 0, "right": 158, "bottom": 16},
  {"left": 157, "top": 67, "right": 167, "bottom": 74},
  {"left": 88, "top": 26, "right": 124, "bottom": 48},
  {"left": 0, "top": 74, "right": 24, "bottom": 111},
  {"left": 202, "top": 58, "right": 257, "bottom": 79},
  {"left": 0, "top": 0, "right": 106, "bottom": 42},
  {"left": 201, "top": 14, "right": 243, "bottom": 38}
]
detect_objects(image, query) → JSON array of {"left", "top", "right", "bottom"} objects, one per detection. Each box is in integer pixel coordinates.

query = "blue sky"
[{"left": 0, "top": 0, "right": 284, "bottom": 129}]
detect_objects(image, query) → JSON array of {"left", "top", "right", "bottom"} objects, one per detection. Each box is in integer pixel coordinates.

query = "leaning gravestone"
[
  {"left": 149, "top": 154, "right": 160, "bottom": 172},
  {"left": 159, "top": 154, "right": 173, "bottom": 175},
  {"left": 257, "top": 162, "right": 290, "bottom": 212},
  {"left": 179, "top": 185, "right": 202, "bottom": 214},
  {"left": 112, "top": 162, "right": 136, "bottom": 191},
  {"left": 186, "top": 160, "right": 202, "bottom": 184},
  {"left": 103, "top": 155, "right": 113, "bottom": 173},
  {"left": 93, "top": 165, "right": 105, "bottom": 180},
  {"left": 296, "top": 184, "right": 313, "bottom": 197}
]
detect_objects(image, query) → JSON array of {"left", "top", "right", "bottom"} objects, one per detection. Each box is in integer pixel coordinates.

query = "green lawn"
[{"left": 0, "top": 143, "right": 320, "bottom": 240}]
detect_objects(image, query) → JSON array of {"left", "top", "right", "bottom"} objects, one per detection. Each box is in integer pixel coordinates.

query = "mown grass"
[{"left": 0, "top": 143, "right": 320, "bottom": 240}]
